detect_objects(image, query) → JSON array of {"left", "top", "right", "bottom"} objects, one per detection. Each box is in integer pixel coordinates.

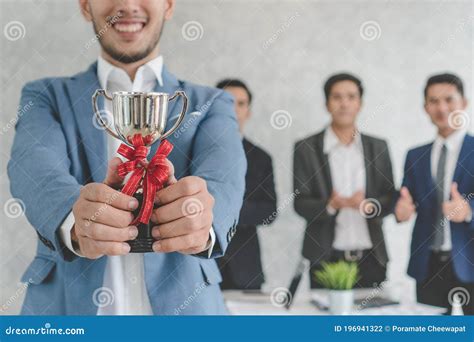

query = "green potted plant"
[{"left": 314, "top": 261, "right": 359, "bottom": 315}]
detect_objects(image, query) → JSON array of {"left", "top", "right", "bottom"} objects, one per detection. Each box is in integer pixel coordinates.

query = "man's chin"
[{"left": 102, "top": 44, "right": 155, "bottom": 64}]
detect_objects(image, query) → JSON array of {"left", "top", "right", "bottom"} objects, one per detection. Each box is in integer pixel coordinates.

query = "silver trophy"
[{"left": 92, "top": 89, "right": 188, "bottom": 252}]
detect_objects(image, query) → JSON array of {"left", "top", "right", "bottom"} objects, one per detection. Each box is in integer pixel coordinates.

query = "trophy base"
[
  {"left": 128, "top": 238, "right": 155, "bottom": 253},
  {"left": 127, "top": 222, "right": 155, "bottom": 253},
  {"left": 126, "top": 192, "right": 156, "bottom": 253}
]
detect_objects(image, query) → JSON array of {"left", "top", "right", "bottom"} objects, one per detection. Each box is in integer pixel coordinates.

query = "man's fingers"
[
  {"left": 450, "top": 182, "right": 463, "bottom": 199},
  {"left": 155, "top": 176, "right": 205, "bottom": 205},
  {"left": 80, "top": 237, "right": 131, "bottom": 258},
  {"left": 104, "top": 157, "right": 125, "bottom": 188},
  {"left": 78, "top": 222, "right": 138, "bottom": 242},
  {"left": 442, "top": 202, "right": 451, "bottom": 216},
  {"left": 81, "top": 183, "right": 138, "bottom": 211},
  {"left": 151, "top": 193, "right": 211, "bottom": 224},
  {"left": 165, "top": 159, "right": 177, "bottom": 185},
  {"left": 90, "top": 239, "right": 131, "bottom": 256},
  {"left": 152, "top": 230, "right": 209, "bottom": 253},
  {"left": 80, "top": 201, "right": 134, "bottom": 228},
  {"left": 151, "top": 213, "right": 210, "bottom": 239},
  {"left": 400, "top": 186, "right": 412, "bottom": 201}
]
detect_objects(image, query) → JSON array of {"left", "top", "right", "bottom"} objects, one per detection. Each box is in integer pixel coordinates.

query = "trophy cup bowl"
[{"left": 92, "top": 89, "right": 188, "bottom": 252}]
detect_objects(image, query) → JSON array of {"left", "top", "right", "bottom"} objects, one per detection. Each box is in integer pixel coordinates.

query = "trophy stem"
[{"left": 127, "top": 191, "right": 155, "bottom": 253}]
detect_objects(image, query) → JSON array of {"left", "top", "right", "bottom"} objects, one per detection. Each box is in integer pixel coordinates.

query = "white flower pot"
[{"left": 329, "top": 290, "right": 354, "bottom": 315}]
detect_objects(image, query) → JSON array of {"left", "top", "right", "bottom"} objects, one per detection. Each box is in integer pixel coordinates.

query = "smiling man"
[
  {"left": 395, "top": 73, "right": 474, "bottom": 314},
  {"left": 7, "top": 0, "right": 246, "bottom": 315},
  {"left": 293, "top": 73, "right": 396, "bottom": 289}
]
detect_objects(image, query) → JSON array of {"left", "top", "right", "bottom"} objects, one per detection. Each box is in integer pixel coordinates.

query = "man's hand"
[
  {"left": 443, "top": 182, "right": 472, "bottom": 223},
  {"left": 151, "top": 176, "right": 214, "bottom": 255},
  {"left": 327, "top": 190, "right": 365, "bottom": 211},
  {"left": 327, "top": 191, "right": 349, "bottom": 210},
  {"left": 71, "top": 157, "right": 138, "bottom": 259},
  {"left": 395, "top": 186, "right": 416, "bottom": 222},
  {"left": 347, "top": 190, "right": 365, "bottom": 209}
]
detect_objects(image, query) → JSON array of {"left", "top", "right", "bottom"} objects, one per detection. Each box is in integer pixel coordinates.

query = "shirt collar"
[
  {"left": 97, "top": 55, "right": 164, "bottom": 90},
  {"left": 433, "top": 128, "right": 466, "bottom": 152},
  {"left": 323, "top": 125, "right": 361, "bottom": 153}
]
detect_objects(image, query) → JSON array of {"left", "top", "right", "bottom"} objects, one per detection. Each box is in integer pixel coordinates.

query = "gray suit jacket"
[{"left": 293, "top": 130, "right": 396, "bottom": 266}]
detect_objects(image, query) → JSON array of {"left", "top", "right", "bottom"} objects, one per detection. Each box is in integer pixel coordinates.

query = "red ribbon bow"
[{"left": 117, "top": 134, "right": 173, "bottom": 225}]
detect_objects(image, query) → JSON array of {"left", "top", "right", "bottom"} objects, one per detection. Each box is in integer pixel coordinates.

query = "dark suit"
[
  {"left": 218, "top": 138, "right": 277, "bottom": 290},
  {"left": 401, "top": 135, "right": 474, "bottom": 314},
  {"left": 293, "top": 130, "right": 396, "bottom": 288}
]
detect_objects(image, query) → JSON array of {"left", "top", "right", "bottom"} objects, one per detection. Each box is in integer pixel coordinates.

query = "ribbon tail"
[
  {"left": 134, "top": 175, "right": 157, "bottom": 225},
  {"left": 121, "top": 168, "right": 144, "bottom": 196}
]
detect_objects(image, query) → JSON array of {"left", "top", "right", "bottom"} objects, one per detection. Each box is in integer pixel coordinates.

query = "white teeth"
[{"left": 114, "top": 23, "right": 143, "bottom": 33}]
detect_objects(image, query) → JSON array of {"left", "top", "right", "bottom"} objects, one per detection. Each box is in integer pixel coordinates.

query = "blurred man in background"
[
  {"left": 395, "top": 73, "right": 474, "bottom": 314},
  {"left": 216, "top": 79, "right": 277, "bottom": 290},
  {"left": 294, "top": 73, "right": 396, "bottom": 288}
]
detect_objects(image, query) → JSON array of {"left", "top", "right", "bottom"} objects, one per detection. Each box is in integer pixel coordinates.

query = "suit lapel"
[
  {"left": 65, "top": 63, "right": 107, "bottom": 183},
  {"left": 315, "top": 133, "right": 333, "bottom": 197},
  {"left": 361, "top": 135, "right": 373, "bottom": 197},
  {"left": 419, "top": 143, "right": 436, "bottom": 202},
  {"left": 148, "top": 66, "right": 183, "bottom": 158}
]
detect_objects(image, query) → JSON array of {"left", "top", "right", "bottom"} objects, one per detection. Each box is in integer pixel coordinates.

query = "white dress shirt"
[
  {"left": 59, "top": 55, "right": 215, "bottom": 315},
  {"left": 324, "top": 126, "right": 373, "bottom": 251},
  {"left": 430, "top": 129, "right": 467, "bottom": 251}
]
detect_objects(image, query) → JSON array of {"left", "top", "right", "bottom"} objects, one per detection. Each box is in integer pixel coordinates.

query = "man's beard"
[{"left": 93, "top": 19, "right": 164, "bottom": 64}]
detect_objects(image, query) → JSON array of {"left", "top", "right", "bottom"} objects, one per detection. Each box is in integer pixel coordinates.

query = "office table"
[{"left": 223, "top": 289, "right": 446, "bottom": 315}]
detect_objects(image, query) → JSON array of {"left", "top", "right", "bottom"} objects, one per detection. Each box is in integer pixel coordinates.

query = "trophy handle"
[
  {"left": 161, "top": 90, "right": 188, "bottom": 140},
  {"left": 92, "top": 89, "right": 121, "bottom": 140}
]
